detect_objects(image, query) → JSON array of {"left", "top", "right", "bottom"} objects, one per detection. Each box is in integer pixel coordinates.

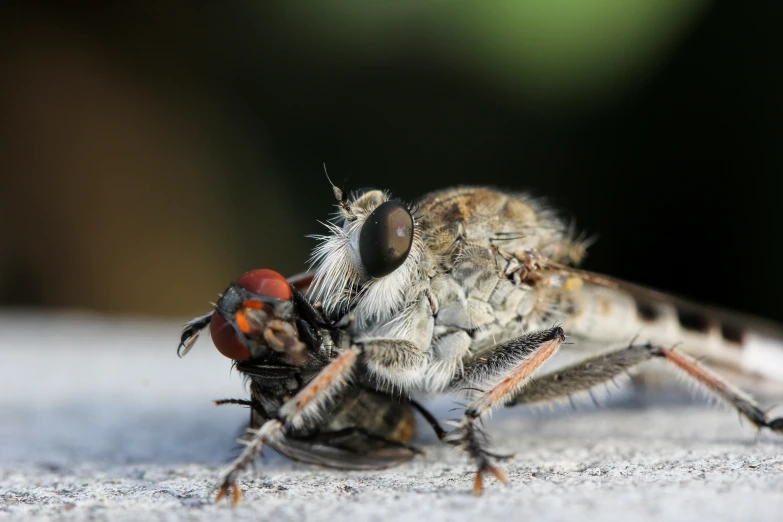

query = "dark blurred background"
[{"left": 1, "top": 1, "right": 781, "bottom": 321}]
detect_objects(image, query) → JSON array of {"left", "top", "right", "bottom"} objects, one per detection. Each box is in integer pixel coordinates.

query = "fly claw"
[
  {"left": 473, "top": 462, "right": 509, "bottom": 495},
  {"left": 215, "top": 482, "right": 243, "bottom": 507}
]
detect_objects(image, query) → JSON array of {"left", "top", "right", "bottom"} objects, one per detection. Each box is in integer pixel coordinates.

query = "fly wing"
[
  {"left": 248, "top": 386, "right": 420, "bottom": 471},
  {"left": 267, "top": 430, "right": 418, "bottom": 470},
  {"left": 539, "top": 261, "right": 783, "bottom": 385}
]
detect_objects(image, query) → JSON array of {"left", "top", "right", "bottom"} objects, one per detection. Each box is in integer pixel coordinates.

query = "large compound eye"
[
  {"left": 210, "top": 269, "right": 292, "bottom": 360},
  {"left": 359, "top": 200, "right": 414, "bottom": 278},
  {"left": 210, "top": 314, "right": 250, "bottom": 361}
]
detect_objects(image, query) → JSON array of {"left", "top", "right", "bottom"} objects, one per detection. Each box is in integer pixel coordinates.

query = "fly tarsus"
[
  {"left": 647, "top": 346, "right": 783, "bottom": 435},
  {"left": 445, "top": 328, "right": 564, "bottom": 494},
  {"left": 215, "top": 481, "right": 243, "bottom": 507},
  {"left": 215, "top": 419, "right": 284, "bottom": 506},
  {"left": 447, "top": 416, "right": 509, "bottom": 495}
]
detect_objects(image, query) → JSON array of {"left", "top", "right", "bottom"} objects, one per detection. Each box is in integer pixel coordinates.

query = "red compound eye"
[
  {"left": 210, "top": 313, "right": 251, "bottom": 361},
  {"left": 235, "top": 269, "right": 292, "bottom": 301},
  {"left": 210, "top": 269, "right": 292, "bottom": 361}
]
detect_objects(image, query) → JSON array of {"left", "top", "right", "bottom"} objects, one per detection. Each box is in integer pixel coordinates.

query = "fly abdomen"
[{"left": 559, "top": 281, "right": 783, "bottom": 384}]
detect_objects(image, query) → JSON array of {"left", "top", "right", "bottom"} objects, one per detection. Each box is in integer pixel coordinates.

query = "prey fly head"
[{"left": 177, "top": 269, "right": 324, "bottom": 365}]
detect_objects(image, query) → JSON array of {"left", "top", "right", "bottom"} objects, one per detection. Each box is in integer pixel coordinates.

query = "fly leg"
[
  {"left": 506, "top": 343, "right": 783, "bottom": 434},
  {"left": 215, "top": 346, "right": 363, "bottom": 505},
  {"left": 354, "top": 337, "right": 429, "bottom": 390},
  {"left": 215, "top": 419, "right": 285, "bottom": 505},
  {"left": 448, "top": 326, "right": 566, "bottom": 494},
  {"left": 649, "top": 346, "right": 783, "bottom": 433},
  {"left": 216, "top": 339, "right": 428, "bottom": 504},
  {"left": 506, "top": 343, "right": 655, "bottom": 407},
  {"left": 410, "top": 399, "right": 451, "bottom": 442}
]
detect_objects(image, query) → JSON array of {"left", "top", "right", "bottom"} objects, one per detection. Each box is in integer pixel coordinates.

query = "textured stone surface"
[{"left": 2, "top": 312, "right": 782, "bottom": 521}]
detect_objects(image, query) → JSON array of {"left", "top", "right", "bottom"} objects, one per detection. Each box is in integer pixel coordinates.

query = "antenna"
[
  {"left": 322, "top": 162, "right": 350, "bottom": 212},
  {"left": 323, "top": 163, "right": 344, "bottom": 203}
]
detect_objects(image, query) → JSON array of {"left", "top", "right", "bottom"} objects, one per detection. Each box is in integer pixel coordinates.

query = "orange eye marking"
[
  {"left": 235, "top": 311, "right": 251, "bottom": 334},
  {"left": 242, "top": 299, "right": 265, "bottom": 309}
]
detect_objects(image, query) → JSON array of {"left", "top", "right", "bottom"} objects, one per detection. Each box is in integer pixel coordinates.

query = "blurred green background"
[{"left": 1, "top": 1, "right": 781, "bottom": 321}]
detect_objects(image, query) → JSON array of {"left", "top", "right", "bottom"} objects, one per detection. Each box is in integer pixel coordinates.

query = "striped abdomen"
[{"left": 558, "top": 278, "right": 783, "bottom": 385}]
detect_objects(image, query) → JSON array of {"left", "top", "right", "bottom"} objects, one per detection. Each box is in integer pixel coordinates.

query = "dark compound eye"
[{"left": 359, "top": 200, "right": 414, "bottom": 278}]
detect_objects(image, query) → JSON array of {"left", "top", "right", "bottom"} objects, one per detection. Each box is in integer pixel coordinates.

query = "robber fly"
[
  {"left": 177, "top": 268, "right": 446, "bottom": 505},
  {"left": 304, "top": 186, "right": 783, "bottom": 490},
  {"left": 180, "top": 186, "right": 783, "bottom": 503}
]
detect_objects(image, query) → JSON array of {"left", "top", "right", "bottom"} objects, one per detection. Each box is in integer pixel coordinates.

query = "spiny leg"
[
  {"left": 215, "top": 419, "right": 284, "bottom": 506},
  {"left": 449, "top": 326, "right": 566, "bottom": 494},
  {"left": 216, "top": 339, "right": 429, "bottom": 504},
  {"left": 506, "top": 343, "right": 783, "bottom": 434},
  {"left": 278, "top": 346, "right": 363, "bottom": 429},
  {"left": 506, "top": 343, "right": 654, "bottom": 407},
  {"left": 650, "top": 346, "right": 783, "bottom": 433},
  {"left": 217, "top": 346, "right": 362, "bottom": 504}
]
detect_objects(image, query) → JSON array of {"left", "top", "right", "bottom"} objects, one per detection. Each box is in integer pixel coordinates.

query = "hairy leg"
[
  {"left": 448, "top": 326, "right": 566, "bottom": 494},
  {"left": 216, "top": 338, "right": 428, "bottom": 504},
  {"left": 449, "top": 334, "right": 782, "bottom": 495},
  {"left": 506, "top": 343, "right": 653, "bottom": 407},
  {"left": 215, "top": 419, "right": 285, "bottom": 505},
  {"left": 507, "top": 343, "right": 783, "bottom": 433}
]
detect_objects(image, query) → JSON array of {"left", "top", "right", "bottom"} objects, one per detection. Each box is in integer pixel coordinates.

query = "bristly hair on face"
[
  {"left": 307, "top": 219, "right": 362, "bottom": 314},
  {"left": 307, "top": 190, "right": 429, "bottom": 327}
]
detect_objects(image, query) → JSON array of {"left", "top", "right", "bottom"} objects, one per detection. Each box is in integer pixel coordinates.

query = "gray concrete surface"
[{"left": 1, "top": 312, "right": 782, "bottom": 522}]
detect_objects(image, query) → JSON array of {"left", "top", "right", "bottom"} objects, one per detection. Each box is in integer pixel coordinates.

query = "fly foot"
[
  {"left": 215, "top": 479, "right": 243, "bottom": 506},
  {"left": 213, "top": 420, "right": 282, "bottom": 506},
  {"left": 473, "top": 460, "right": 509, "bottom": 495},
  {"left": 448, "top": 416, "right": 511, "bottom": 495}
]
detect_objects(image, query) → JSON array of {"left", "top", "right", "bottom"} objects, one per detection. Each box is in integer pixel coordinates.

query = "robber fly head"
[
  {"left": 177, "top": 269, "right": 311, "bottom": 363},
  {"left": 307, "top": 188, "right": 428, "bottom": 324}
]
